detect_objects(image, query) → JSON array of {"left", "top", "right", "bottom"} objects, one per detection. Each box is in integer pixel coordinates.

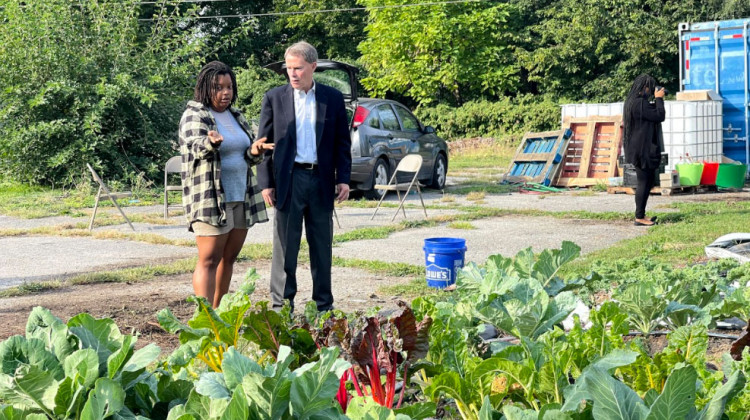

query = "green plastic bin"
[
  {"left": 675, "top": 163, "right": 704, "bottom": 186},
  {"left": 716, "top": 163, "right": 747, "bottom": 189}
]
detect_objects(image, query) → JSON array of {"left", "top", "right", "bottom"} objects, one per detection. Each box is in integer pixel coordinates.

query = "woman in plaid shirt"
[{"left": 179, "top": 61, "right": 274, "bottom": 307}]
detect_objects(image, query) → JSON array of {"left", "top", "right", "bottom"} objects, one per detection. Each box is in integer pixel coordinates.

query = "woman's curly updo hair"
[{"left": 193, "top": 61, "right": 237, "bottom": 108}]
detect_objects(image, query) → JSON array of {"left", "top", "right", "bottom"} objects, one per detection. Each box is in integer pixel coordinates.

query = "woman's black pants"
[{"left": 634, "top": 166, "right": 656, "bottom": 219}]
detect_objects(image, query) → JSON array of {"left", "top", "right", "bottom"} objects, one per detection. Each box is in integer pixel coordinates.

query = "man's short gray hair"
[{"left": 285, "top": 41, "right": 318, "bottom": 64}]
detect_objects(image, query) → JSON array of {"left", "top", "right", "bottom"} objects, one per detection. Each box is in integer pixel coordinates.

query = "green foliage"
[
  {"left": 171, "top": 345, "right": 351, "bottom": 419},
  {"left": 183, "top": 0, "right": 365, "bottom": 70},
  {"left": 517, "top": 0, "right": 750, "bottom": 101},
  {"left": 0, "top": 0, "right": 204, "bottom": 186},
  {"left": 241, "top": 301, "right": 319, "bottom": 368},
  {"left": 413, "top": 95, "right": 562, "bottom": 141},
  {"left": 358, "top": 0, "right": 517, "bottom": 106},
  {"left": 235, "top": 63, "right": 287, "bottom": 121},
  {"left": 271, "top": 0, "right": 367, "bottom": 61},
  {"left": 593, "top": 258, "right": 747, "bottom": 334},
  {"left": 0, "top": 307, "right": 167, "bottom": 419},
  {"left": 458, "top": 241, "right": 584, "bottom": 301},
  {"left": 158, "top": 270, "right": 260, "bottom": 373},
  {"left": 566, "top": 302, "right": 629, "bottom": 365},
  {"left": 346, "top": 396, "right": 414, "bottom": 419},
  {"left": 3, "top": 244, "right": 750, "bottom": 419}
]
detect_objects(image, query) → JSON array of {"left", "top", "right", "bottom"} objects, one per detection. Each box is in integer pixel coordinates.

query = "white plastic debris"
[
  {"left": 562, "top": 300, "right": 591, "bottom": 331},
  {"left": 705, "top": 233, "right": 750, "bottom": 263}
]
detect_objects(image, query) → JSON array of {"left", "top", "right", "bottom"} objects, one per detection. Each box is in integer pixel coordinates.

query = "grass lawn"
[
  {"left": 0, "top": 182, "right": 176, "bottom": 219},
  {"left": 561, "top": 199, "right": 750, "bottom": 277}
]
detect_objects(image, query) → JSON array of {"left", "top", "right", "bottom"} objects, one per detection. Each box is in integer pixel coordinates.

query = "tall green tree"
[
  {"left": 169, "top": 0, "right": 366, "bottom": 70},
  {"left": 161, "top": 0, "right": 279, "bottom": 69},
  {"left": 517, "top": 0, "right": 750, "bottom": 101},
  {"left": 273, "top": 0, "right": 367, "bottom": 61},
  {"left": 0, "top": 0, "right": 206, "bottom": 185},
  {"left": 358, "top": 0, "right": 518, "bottom": 106}
]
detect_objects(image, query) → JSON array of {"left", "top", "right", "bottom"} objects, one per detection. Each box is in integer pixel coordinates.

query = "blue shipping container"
[{"left": 679, "top": 19, "right": 749, "bottom": 166}]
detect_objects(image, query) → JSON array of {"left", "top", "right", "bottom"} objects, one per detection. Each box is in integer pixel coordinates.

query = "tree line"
[{"left": 0, "top": 0, "right": 747, "bottom": 185}]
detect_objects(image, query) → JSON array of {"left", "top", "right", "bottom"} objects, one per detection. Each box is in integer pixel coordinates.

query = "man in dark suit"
[{"left": 257, "top": 41, "right": 352, "bottom": 312}]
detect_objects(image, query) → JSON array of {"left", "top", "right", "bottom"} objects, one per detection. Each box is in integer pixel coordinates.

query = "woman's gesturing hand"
[
  {"left": 250, "top": 137, "right": 274, "bottom": 156},
  {"left": 208, "top": 130, "right": 224, "bottom": 146}
]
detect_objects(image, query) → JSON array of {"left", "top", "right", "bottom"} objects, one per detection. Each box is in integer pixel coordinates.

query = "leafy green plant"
[
  {"left": 167, "top": 345, "right": 351, "bottom": 419},
  {"left": 562, "top": 361, "right": 745, "bottom": 420},
  {"left": 566, "top": 302, "right": 630, "bottom": 362},
  {"left": 158, "top": 270, "right": 260, "bottom": 372},
  {"left": 241, "top": 301, "right": 318, "bottom": 368},
  {"left": 613, "top": 281, "right": 670, "bottom": 336},
  {"left": 604, "top": 258, "right": 745, "bottom": 335},
  {"left": 723, "top": 347, "right": 750, "bottom": 418},
  {"left": 472, "top": 276, "right": 578, "bottom": 341},
  {"left": 410, "top": 243, "right": 590, "bottom": 418},
  {"left": 315, "top": 302, "right": 434, "bottom": 414},
  {"left": 0, "top": 307, "right": 166, "bottom": 419},
  {"left": 617, "top": 323, "right": 729, "bottom": 408},
  {"left": 458, "top": 241, "right": 585, "bottom": 299}
]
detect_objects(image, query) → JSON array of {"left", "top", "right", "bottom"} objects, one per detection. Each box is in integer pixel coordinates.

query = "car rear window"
[
  {"left": 314, "top": 70, "right": 351, "bottom": 96},
  {"left": 377, "top": 105, "right": 400, "bottom": 131}
]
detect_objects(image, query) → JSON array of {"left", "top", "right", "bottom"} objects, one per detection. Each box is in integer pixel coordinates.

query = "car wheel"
[
  {"left": 430, "top": 154, "right": 447, "bottom": 189},
  {"left": 364, "top": 158, "right": 389, "bottom": 199}
]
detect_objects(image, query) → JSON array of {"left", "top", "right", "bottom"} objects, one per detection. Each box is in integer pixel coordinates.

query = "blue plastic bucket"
[{"left": 423, "top": 237, "right": 467, "bottom": 289}]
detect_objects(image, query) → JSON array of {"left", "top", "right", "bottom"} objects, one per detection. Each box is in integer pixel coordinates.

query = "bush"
[
  {"left": 413, "top": 94, "right": 563, "bottom": 143},
  {"left": 235, "top": 60, "right": 287, "bottom": 120},
  {"left": 0, "top": 1, "right": 205, "bottom": 186}
]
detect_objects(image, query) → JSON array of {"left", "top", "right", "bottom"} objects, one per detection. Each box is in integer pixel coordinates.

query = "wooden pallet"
[
  {"left": 607, "top": 186, "right": 661, "bottom": 195},
  {"left": 554, "top": 116, "right": 623, "bottom": 187},
  {"left": 659, "top": 185, "right": 719, "bottom": 196},
  {"left": 607, "top": 185, "right": 720, "bottom": 196},
  {"left": 504, "top": 129, "right": 572, "bottom": 186}
]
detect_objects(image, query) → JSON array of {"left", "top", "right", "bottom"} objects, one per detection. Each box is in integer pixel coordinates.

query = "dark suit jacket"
[{"left": 257, "top": 83, "right": 352, "bottom": 211}]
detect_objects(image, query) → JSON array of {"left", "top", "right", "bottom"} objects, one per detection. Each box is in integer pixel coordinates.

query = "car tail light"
[{"left": 351, "top": 106, "right": 369, "bottom": 128}]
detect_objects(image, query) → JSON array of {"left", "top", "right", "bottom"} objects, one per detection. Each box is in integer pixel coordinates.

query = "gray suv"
[{"left": 265, "top": 60, "right": 448, "bottom": 199}]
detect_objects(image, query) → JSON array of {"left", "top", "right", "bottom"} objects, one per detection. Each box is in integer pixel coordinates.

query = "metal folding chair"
[
  {"left": 86, "top": 164, "right": 135, "bottom": 231},
  {"left": 163, "top": 156, "right": 182, "bottom": 218},
  {"left": 370, "top": 154, "right": 428, "bottom": 221}
]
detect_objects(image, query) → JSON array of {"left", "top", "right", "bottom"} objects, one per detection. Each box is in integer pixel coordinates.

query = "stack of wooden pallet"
[
  {"left": 554, "top": 116, "right": 623, "bottom": 187},
  {"left": 503, "top": 129, "right": 572, "bottom": 186}
]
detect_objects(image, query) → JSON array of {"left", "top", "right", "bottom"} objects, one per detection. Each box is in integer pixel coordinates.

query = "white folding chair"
[
  {"left": 370, "top": 154, "right": 428, "bottom": 221},
  {"left": 86, "top": 164, "right": 135, "bottom": 231},
  {"left": 163, "top": 156, "right": 182, "bottom": 219}
]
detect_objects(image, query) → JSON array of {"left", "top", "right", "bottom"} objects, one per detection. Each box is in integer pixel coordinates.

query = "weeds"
[{"left": 448, "top": 221, "right": 476, "bottom": 229}]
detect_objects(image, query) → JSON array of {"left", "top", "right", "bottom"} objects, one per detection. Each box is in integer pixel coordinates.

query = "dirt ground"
[{"left": 0, "top": 260, "right": 415, "bottom": 354}]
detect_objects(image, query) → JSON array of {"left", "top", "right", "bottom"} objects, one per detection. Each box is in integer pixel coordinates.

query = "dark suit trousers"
[{"left": 271, "top": 167, "right": 334, "bottom": 311}]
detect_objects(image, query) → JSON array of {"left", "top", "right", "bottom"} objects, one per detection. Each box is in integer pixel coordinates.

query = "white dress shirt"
[{"left": 293, "top": 83, "right": 317, "bottom": 164}]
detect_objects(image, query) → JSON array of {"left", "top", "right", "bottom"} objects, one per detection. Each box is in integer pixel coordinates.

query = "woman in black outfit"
[{"left": 623, "top": 74, "right": 666, "bottom": 226}]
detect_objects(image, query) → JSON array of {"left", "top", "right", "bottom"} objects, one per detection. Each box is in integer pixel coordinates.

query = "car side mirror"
[{"left": 424, "top": 125, "right": 435, "bottom": 134}]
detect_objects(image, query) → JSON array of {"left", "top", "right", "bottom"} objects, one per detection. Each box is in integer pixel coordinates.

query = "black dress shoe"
[{"left": 634, "top": 220, "right": 655, "bottom": 226}]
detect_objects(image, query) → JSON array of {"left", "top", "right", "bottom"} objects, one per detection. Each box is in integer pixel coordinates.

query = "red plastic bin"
[{"left": 700, "top": 161, "right": 719, "bottom": 185}]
